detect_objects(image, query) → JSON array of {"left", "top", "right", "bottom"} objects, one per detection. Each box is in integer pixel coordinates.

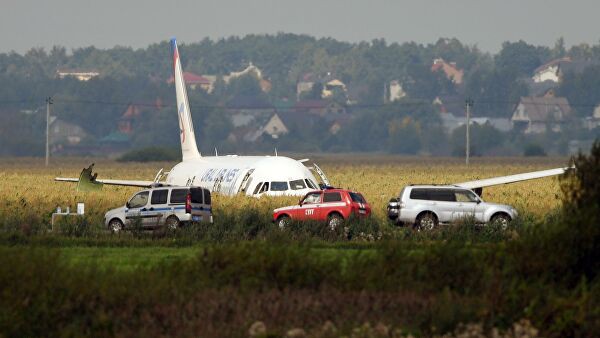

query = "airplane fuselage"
[{"left": 166, "top": 155, "right": 320, "bottom": 197}]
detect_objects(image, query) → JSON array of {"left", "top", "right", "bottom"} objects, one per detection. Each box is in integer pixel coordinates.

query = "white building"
[
  {"left": 388, "top": 80, "right": 406, "bottom": 102},
  {"left": 56, "top": 69, "right": 100, "bottom": 81}
]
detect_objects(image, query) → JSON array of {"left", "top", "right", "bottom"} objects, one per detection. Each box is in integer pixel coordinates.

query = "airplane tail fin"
[{"left": 171, "top": 38, "right": 201, "bottom": 160}]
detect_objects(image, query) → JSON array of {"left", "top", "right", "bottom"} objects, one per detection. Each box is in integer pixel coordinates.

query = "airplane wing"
[
  {"left": 55, "top": 177, "right": 154, "bottom": 187},
  {"left": 55, "top": 164, "right": 155, "bottom": 191},
  {"left": 454, "top": 167, "right": 570, "bottom": 190}
]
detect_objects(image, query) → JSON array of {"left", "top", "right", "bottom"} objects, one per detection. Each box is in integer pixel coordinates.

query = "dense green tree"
[
  {"left": 450, "top": 122, "right": 504, "bottom": 156},
  {"left": 495, "top": 40, "right": 550, "bottom": 76},
  {"left": 558, "top": 65, "right": 600, "bottom": 117}
]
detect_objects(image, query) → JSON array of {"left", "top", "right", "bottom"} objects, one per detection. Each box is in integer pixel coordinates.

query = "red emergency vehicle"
[{"left": 273, "top": 188, "right": 371, "bottom": 229}]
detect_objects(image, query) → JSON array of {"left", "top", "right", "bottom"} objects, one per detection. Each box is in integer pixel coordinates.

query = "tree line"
[{"left": 1, "top": 34, "right": 600, "bottom": 156}]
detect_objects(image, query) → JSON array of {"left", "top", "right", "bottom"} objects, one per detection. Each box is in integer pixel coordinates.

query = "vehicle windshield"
[
  {"left": 128, "top": 191, "right": 149, "bottom": 208},
  {"left": 302, "top": 192, "right": 321, "bottom": 204},
  {"left": 289, "top": 179, "right": 306, "bottom": 190},
  {"left": 270, "top": 181, "right": 289, "bottom": 191},
  {"left": 349, "top": 192, "right": 366, "bottom": 203}
]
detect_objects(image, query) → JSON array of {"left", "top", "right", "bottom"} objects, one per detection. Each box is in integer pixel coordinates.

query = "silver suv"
[
  {"left": 387, "top": 185, "right": 517, "bottom": 230},
  {"left": 104, "top": 186, "right": 212, "bottom": 232}
]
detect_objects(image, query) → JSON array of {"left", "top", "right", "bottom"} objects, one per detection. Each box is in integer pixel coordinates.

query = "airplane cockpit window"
[
  {"left": 253, "top": 182, "right": 263, "bottom": 195},
  {"left": 289, "top": 179, "right": 306, "bottom": 190},
  {"left": 270, "top": 181, "right": 289, "bottom": 191},
  {"left": 259, "top": 182, "right": 269, "bottom": 194},
  {"left": 305, "top": 179, "right": 317, "bottom": 189},
  {"left": 302, "top": 192, "right": 322, "bottom": 204}
]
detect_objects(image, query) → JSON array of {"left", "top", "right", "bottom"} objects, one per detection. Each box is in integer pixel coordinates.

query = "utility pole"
[
  {"left": 45, "top": 97, "right": 53, "bottom": 166},
  {"left": 465, "top": 98, "right": 473, "bottom": 166}
]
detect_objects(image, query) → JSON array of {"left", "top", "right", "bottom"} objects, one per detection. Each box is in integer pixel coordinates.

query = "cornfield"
[{"left": 0, "top": 155, "right": 567, "bottom": 228}]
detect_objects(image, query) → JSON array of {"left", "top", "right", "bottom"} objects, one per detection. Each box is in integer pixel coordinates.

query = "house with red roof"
[{"left": 431, "top": 58, "right": 464, "bottom": 85}]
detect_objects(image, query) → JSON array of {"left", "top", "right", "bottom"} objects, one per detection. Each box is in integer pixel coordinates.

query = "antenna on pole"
[
  {"left": 465, "top": 98, "right": 473, "bottom": 166},
  {"left": 45, "top": 97, "right": 53, "bottom": 167}
]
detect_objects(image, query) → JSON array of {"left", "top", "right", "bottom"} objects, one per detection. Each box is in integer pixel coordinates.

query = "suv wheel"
[
  {"left": 277, "top": 215, "right": 291, "bottom": 229},
  {"left": 415, "top": 212, "right": 438, "bottom": 231},
  {"left": 109, "top": 219, "right": 124, "bottom": 233},
  {"left": 327, "top": 213, "right": 344, "bottom": 231},
  {"left": 490, "top": 213, "right": 511, "bottom": 229},
  {"left": 166, "top": 216, "right": 180, "bottom": 230}
]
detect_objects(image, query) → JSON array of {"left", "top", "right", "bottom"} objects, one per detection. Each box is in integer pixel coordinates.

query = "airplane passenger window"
[
  {"left": 289, "top": 179, "right": 306, "bottom": 190},
  {"left": 271, "top": 181, "right": 289, "bottom": 191}
]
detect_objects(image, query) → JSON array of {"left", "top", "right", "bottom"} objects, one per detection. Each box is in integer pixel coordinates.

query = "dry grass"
[{"left": 0, "top": 155, "right": 568, "bottom": 227}]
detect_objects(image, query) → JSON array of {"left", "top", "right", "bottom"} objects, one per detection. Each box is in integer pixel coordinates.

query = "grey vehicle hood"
[{"left": 105, "top": 206, "right": 126, "bottom": 219}]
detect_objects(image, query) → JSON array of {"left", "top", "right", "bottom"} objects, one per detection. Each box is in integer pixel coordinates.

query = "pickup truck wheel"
[
  {"left": 166, "top": 216, "right": 180, "bottom": 230},
  {"left": 415, "top": 212, "right": 437, "bottom": 231},
  {"left": 327, "top": 213, "right": 344, "bottom": 231},
  {"left": 490, "top": 213, "right": 511, "bottom": 229},
  {"left": 109, "top": 219, "right": 124, "bottom": 233},
  {"left": 277, "top": 215, "right": 291, "bottom": 229}
]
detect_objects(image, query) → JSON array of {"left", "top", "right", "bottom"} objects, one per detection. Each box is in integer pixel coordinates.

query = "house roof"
[
  {"left": 534, "top": 57, "right": 600, "bottom": 76},
  {"left": 515, "top": 96, "right": 572, "bottom": 122},
  {"left": 525, "top": 78, "right": 559, "bottom": 96},
  {"left": 167, "top": 72, "right": 212, "bottom": 85},
  {"left": 533, "top": 57, "right": 571, "bottom": 74}
]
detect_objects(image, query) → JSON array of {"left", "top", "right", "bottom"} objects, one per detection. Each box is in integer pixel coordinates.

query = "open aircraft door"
[{"left": 236, "top": 168, "right": 255, "bottom": 195}]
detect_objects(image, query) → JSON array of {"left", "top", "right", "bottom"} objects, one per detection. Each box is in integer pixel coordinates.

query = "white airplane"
[
  {"left": 56, "top": 38, "right": 325, "bottom": 197},
  {"left": 56, "top": 38, "right": 571, "bottom": 197}
]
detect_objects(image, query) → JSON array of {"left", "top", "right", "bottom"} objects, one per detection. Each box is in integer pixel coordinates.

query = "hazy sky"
[{"left": 1, "top": 0, "right": 599, "bottom": 54}]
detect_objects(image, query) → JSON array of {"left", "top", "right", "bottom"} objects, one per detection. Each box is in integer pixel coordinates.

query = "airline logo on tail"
[{"left": 178, "top": 103, "right": 185, "bottom": 143}]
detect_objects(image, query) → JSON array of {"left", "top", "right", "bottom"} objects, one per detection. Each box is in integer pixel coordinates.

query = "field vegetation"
[
  {"left": 0, "top": 155, "right": 566, "bottom": 231},
  {"left": 1, "top": 153, "right": 598, "bottom": 337}
]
